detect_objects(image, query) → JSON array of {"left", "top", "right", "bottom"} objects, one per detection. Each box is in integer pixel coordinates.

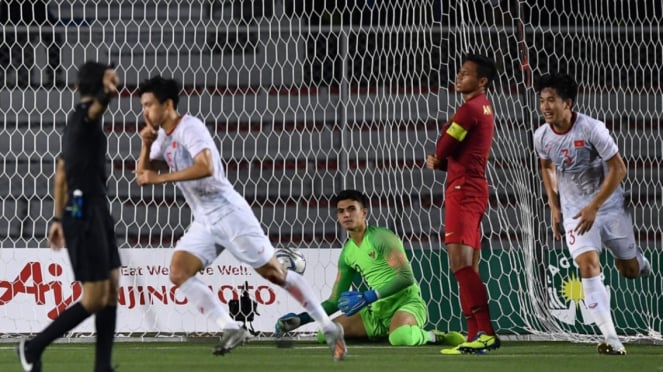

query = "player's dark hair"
[
  {"left": 138, "top": 76, "right": 181, "bottom": 109},
  {"left": 535, "top": 73, "right": 578, "bottom": 103},
  {"left": 77, "top": 61, "right": 111, "bottom": 96},
  {"left": 462, "top": 53, "right": 498, "bottom": 87},
  {"left": 334, "top": 189, "right": 370, "bottom": 208}
]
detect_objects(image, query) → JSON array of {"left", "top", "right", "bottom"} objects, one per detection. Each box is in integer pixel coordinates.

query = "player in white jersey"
[
  {"left": 134, "top": 76, "right": 346, "bottom": 361},
  {"left": 533, "top": 72, "right": 651, "bottom": 356}
]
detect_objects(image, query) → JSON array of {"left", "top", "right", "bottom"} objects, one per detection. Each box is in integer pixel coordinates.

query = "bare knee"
[
  {"left": 82, "top": 297, "right": 107, "bottom": 313},
  {"left": 615, "top": 259, "right": 639, "bottom": 279},
  {"left": 575, "top": 251, "right": 601, "bottom": 278},
  {"left": 389, "top": 311, "right": 418, "bottom": 334},
  {"left": 169, "top": 251, "right": 202, "bottom": 287},
  {"left": 81, "top": 282, "right": 111, "bottom": 313},
  {"left": 447, "top": 244, "right": 475, "bottom": 273}
]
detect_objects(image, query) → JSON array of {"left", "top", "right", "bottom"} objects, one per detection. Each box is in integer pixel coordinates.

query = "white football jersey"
[
  {"left": 149, "top": 114, "right": 249, "bottom": 224},
  {"left": 533, "top": 112, "right": 624, "bottom": 217}
]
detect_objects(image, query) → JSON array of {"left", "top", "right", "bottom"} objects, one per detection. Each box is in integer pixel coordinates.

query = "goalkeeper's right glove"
[
  {"left": 338, "top": 290, "right": 378, "bottom": 316},
  {"left": 274, "top": 312, "right": 313, "bottom": 336}
]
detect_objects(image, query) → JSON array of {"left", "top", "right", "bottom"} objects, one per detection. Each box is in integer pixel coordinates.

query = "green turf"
[{"left": 1, "top": 340, "right": 661, "bottom": 372}]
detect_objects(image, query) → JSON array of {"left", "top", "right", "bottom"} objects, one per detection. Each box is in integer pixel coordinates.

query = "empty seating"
[{"left": 0, "top": 2, "right": 659, "bottom": 250}]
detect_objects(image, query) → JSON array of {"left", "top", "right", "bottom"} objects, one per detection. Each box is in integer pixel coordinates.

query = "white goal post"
[{"left": 0, "top": 0, "right": 660, "bottom": 342}]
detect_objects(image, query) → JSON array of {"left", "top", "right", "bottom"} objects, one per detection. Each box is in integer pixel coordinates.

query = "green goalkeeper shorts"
[{"left": 359, "top": 285, "right": 428, "bottom": 338}]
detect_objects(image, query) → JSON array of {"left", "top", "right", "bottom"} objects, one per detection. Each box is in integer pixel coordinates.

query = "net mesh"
[{"left": 0, "top": 0, "right": 660, "bottom": 341}]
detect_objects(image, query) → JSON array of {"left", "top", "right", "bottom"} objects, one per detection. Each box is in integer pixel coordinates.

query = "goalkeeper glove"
[
  {"left": 338, "top": 290, "right": 378, "bottom": 316},
  {"left": 274, "top": 312, "right": 313, "bottom": 336}
]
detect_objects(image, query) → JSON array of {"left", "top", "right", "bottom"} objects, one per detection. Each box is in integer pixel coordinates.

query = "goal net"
[{"left": 0, "top": 1, "right": 660, "bottom": 342}]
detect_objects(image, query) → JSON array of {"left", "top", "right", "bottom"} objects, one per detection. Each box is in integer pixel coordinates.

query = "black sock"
[
  {"left": 30, "top": 302, "right": 91, "bottom": 357},
  {"left": 94, "top": 305, "right": 117, "bottom": 372}
]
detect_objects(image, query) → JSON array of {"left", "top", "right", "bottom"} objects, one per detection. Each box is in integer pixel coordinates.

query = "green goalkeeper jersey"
[{"left": 321, "top": 225, "right": 418, "bottom": 314}]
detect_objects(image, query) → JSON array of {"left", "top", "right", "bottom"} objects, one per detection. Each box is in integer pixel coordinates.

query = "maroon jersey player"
[{"left": 426, "top": 54, "right": 500, "bottom": 355}]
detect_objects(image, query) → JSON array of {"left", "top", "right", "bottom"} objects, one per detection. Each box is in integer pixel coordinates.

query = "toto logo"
[{"left": 118, "top": 284, "right": 277, "bottom": 309}]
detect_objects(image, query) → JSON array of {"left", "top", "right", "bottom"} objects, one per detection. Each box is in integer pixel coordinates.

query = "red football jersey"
[{"left": 436, "top": 93, "right": 494, "bottom": 195}]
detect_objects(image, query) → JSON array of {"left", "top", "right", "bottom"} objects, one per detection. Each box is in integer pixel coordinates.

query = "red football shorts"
[{"left": 443, "top": 178, "right": 488, "bottom": 249}]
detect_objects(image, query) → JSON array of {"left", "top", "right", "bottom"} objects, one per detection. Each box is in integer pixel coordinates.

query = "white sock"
[
  {"left": 178, "top": 276, "right": 239, "bottom": 330},
  {"left": 582, "top": 276, "right": 622, "bottom": 347},
  {"left": 283, "top": 271, "right": 335, "bottom": 333}
]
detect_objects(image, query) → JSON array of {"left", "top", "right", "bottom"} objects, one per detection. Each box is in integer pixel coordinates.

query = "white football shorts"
[
  {"left": 174, "top": 207, "right": 275, "bottom": 269},
  {"left": 563, "top": 209, "right": 638, "bottom": 260}
]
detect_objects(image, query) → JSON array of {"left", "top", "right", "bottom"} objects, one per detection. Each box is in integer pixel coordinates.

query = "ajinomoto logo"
[
  {"left": 0, "top": 262, "right": 82, "bottom": 320},
  {"left": 547, "top": 255, "right": 611, "bottom": 325}
]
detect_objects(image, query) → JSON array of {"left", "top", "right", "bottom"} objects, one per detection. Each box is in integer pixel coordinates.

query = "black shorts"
[{"left": 62, "top": 198, "right": 121, "bottom": 282}]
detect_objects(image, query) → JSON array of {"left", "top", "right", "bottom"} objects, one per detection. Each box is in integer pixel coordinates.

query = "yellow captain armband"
[{"left": 446, "top": 122, "right": 468, "bottom": 141}]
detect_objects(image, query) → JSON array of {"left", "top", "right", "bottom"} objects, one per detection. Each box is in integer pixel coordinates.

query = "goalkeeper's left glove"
[
  {"left": 274, "top": 312, "right": 313, "bottom": 336},
  {"left": 338, "top": 290, "right": 378, "bottom": 316}
]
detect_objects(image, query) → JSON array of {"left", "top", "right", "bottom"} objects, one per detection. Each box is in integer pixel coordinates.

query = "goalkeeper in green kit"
[{"left": 275, "top": 189, "right": 465, "bottom": 346}]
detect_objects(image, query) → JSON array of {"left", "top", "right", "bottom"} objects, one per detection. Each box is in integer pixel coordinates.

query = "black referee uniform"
[{"left": 61, "top": 101, "right": 121, "bottom": 282}]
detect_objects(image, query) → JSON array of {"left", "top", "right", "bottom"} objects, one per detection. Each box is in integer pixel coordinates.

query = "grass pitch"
[{"left": 1, "top": 340, "right": 661, "bottom": 372}]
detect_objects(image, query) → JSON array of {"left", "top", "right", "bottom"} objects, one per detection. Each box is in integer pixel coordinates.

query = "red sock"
[
  {"left": 457, "top": 281, "right": 478, "bottom": 340},
  {"left": 454, "top": 266, "right": 495, "bottom": 336},
  {"left": 465, "top": 311, "right": 479, "bottom": 341}
]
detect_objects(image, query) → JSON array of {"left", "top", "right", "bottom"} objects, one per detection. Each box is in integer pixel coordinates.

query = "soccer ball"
[{"left": 275, "top": 247, "right": 306, "bottom": 274}]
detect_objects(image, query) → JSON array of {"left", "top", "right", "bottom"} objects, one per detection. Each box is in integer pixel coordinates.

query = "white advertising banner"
[{"left": 0, "top": 248, "right": 341, "bottom": 334}]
